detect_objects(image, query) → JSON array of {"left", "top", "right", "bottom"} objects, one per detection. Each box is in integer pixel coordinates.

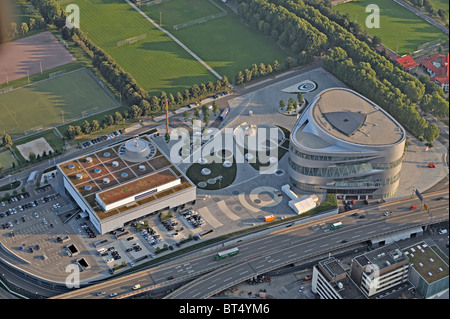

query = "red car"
[
  {"left": 410, "top": 205, "right": 417, "bottom": 210},
  {"left": 428, "top": 163, "right": 436, "bottom": 168}
]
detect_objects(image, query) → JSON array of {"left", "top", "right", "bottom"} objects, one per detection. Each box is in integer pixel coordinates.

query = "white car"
[
  {"left": 43, "top": 219, "right": 48, "bottom": 225},
  {"left": 106, "top": 258, "right": 114, "bottom": 263}
]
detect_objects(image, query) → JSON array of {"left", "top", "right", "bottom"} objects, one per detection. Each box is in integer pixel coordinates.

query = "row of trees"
[
  {"left": 240, "top": 0, "right": 447, "bottom": 142},
  {"left": 26, "top": 0, "right": 232, "bottom": 140},
  {"left": 323, "top": 48, "right": 439, "bottom": 143},
  {"left": 237, "top": 0, "right": 327, "bottom": 58},
  {"left": 8, "top": 16, "right": 46, "bottom": 39},
  {"left": 235, "top": 60, "right": 282, "bottom": 85}
]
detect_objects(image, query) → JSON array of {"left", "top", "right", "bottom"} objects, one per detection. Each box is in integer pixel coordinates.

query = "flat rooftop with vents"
[{"left": 57, "top": 135, "right": 196, "bottom": 234}]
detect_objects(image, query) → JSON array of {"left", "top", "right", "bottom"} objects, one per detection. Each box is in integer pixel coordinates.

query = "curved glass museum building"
[{"left": 288, "top": 88, "right": 406, "bottom": 199}]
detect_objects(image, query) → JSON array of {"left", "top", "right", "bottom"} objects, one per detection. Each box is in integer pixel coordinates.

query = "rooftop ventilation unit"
[
  {"left": 103, "top": 178, "right": 110, "bottom": 184},
  {"left": 86, "top": 157, "right": 93, "bottom": 163}
]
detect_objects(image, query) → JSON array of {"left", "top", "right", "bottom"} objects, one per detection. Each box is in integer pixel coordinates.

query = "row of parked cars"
[
  {"left": 81, "top": 223, "right": 97, "bottom": 239},
  {"left": 181, "top": 210, "right": 205, "bottom": 228},
  {"left": 1, "top": 192, "right": 31, "bottom": 207},
  {"left": 140, "top": 227, "right": 162, "bottom": 246},
  {"left": 79, "top": 129, "right": 124, "bottom": 149}
]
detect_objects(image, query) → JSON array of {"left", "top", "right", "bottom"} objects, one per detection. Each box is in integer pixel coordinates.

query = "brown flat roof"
[{"left": 97, "top": 168, "right": 178, "bottom": 205}]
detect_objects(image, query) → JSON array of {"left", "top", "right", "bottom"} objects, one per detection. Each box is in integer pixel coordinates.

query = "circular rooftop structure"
[{"left": 118, "top": 136, "right": 156, "bottom": 162}]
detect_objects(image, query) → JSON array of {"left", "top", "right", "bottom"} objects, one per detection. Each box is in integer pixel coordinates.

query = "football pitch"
[
  {"left": 0, "top": 69, "right": 118, "bottom": 139},
  {"left": 333, "top": 0, "right": 448, "bottom": 55},
  {"left": 72, "top": 0, "right": 288, "bottom": 95}
]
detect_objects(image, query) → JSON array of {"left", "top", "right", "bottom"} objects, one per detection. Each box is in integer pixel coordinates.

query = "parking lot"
[
  {"left": 80, "top": 206, "right": 212, "bottom": 274},
  {"left": 78, "top": 129, "right": 124, "bottom": 149}
]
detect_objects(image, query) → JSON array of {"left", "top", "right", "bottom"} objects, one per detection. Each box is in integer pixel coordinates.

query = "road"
[{"left": 52, "top": 191, "right": 448, "bottom": 299}]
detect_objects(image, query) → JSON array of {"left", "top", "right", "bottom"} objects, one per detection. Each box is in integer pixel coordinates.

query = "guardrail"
[{"left": 166, "top": 215, "right": 449, "bottom": 299}]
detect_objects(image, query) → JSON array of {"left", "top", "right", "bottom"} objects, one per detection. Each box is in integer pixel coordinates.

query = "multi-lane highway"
[{"left": 52, "top": 192, "right": 448, "bottom": 299}]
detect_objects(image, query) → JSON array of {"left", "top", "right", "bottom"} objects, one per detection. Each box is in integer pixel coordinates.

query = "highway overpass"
[{"left": 52, "top": 191, "right": 448, "bottom": 299}]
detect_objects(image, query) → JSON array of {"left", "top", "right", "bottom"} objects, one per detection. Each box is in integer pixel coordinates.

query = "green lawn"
[
  {"left": 333, "top": 0, "right": 448, "bottom": 55},
  {"left": 429, "top": 0, "right": 449, "bottom": 16},
  {"left": 72, "top": 0, "right": 288, "bottom": 95},
  {"left": 72, "top": 0, "right": 218, "bottom": 96},
  {"left": 142, "top": 0, "right": 289, "bottom": 81},
  {"left": 0, "top": 148, "right": 18, "bottom": 171},
  {"left": 0, "top": 68, "right": 118, "bottom": 139}
]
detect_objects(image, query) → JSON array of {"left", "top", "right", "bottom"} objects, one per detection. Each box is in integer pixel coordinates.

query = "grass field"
[
  {"left": 0, "top": 148, "right": 18, "bottom": 171},
  {"left": 333, "top": 0, "right": 448, "bottom": 55},
  {"left": 72, "top": 0, "right": 217, "bottom": 96},
  {"left": 0, "top": 68, "right": 118, "bottom": 139},
  {"left": 72, "top": 0, "right": 288, "bottom": 95},
  {"left": 141, "top": 0, "right": 288, "bottom": 81}
]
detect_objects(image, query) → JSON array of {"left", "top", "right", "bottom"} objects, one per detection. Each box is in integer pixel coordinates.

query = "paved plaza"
[{"left": 0, "top": 67, "right": 448, "bottom": 287}]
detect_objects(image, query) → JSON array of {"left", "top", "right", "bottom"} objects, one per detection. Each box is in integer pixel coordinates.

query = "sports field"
[
  {"left": 72, "top": 0, "right": 288, "bottom": 95},
  {"left": 72, "top": 0, "right": 217, "bottom": 96},
  {"left": 141, "top": 0, "right": 288, "bottom": 80},
  {"left": 0, "top": 68, "right": 118, "bottom": 139},
  {"left": 333, "top": 0, "right": 448, "bottom": 55}
]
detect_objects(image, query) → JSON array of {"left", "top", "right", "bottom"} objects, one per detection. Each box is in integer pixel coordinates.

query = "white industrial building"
[{"left": 58, "top": 135, "right": 196, "bottom": 234}]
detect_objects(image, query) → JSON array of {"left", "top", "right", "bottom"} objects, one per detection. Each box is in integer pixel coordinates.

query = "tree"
[
  {"left": 212, "top": 100, "right": 219, "bottom": 115},
  {"left": 130, "top": 105, "right": 141, "bottom": 119},
  {"left": 183, "top": 110, "right": 189, "bottom": 121},
  {"left": 29, "top": 152, "right": 36, "bottom": 162},
  {"left": 279, "top": 99, "right": 285, "bottom": 110},
  {"left": 372, "top": 35, "right": 382, "bottom": 47},
  {"left": 9, "top": 22, "right": 18, "bottom": 38},
  {"left": 235, "top": 71, "right": 244, "bottom": 85},
  {"left": 21, "top": 22, "right": 29, "bottom": 35},
  {"left": 424, "top": 123, "right": 440, "bottom": 144},
  {"left": 82, "top": 120, "right": 91, "bottom": 134},
  {"left": 272, "top": 60, "right": 280, "bottom": 72},
  {"left": 65, "top": 126, "right": 76, "bottom": 140},
  {"left": 2, "top": 134, "right": 12, "bottom": 149},
  {"left": 28, "top": 18, "right": 36, "bottom": 31},
  {"left": 114, "top": 111, "right": 123, "bottom": 124},
  {"left": 91, "top": 120, "right": 100, "bottom": 132},
  {"left": 297, "top": 92, "right": 304, "bottom": 104}
]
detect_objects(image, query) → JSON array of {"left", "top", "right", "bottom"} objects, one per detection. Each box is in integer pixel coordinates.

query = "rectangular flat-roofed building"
[
  {"left": 312, "top": 256, "right": 365, "bottom": 299},
  {"left": 350, "top": 243, "right": 409, "bottom": 297},
  {"left": 58, "top": 135, "right": 196, "bottom": 234}
]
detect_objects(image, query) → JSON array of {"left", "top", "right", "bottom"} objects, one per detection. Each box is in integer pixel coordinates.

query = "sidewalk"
[{"left": 395, "top": 133, "right": 448, "bottom": 199}]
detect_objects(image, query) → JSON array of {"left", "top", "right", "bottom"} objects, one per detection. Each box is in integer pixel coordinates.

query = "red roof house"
[
  {"left": 420, "top": 53, "right": 449, "bottom": 92},
  {"left": 396, "top": 55, "right": 419, "bottom": 70}
]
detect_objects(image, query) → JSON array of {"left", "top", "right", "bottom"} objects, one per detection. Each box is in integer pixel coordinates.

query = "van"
[{"left": 438, "top": 229, "right": 447, "bottom": 235}]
